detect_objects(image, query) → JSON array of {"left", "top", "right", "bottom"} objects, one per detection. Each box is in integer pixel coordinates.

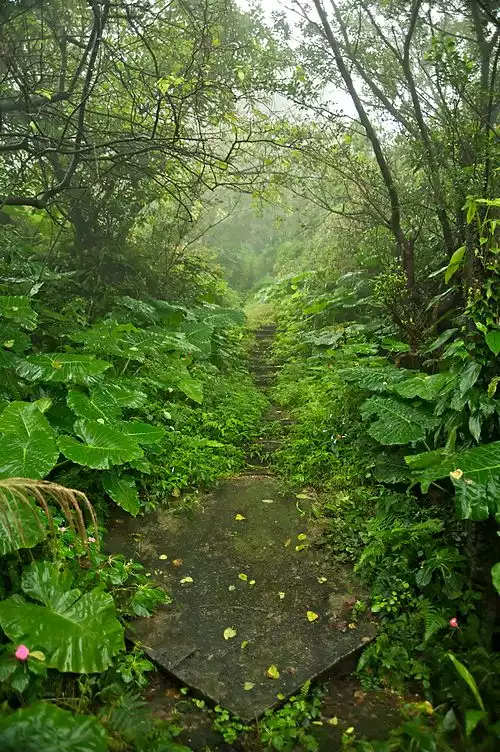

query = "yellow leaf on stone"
[
  {"left": 328, "top": 717, "right": 339, "bottom": 726},
  {"left": 317, "top": 576, "right": 327, "bottom": 584},
  {"left": 244, "top": 682, "right": 255, "bottom": 691},
  {"left": 238, "top": 573, "right": 248, "bottom": 581},
  {"left": 306, "top": 610, "right": 319, "bottom": 622},
  {"left": 295, "top": 544, "right": 306, "bottom": 552},
  {"left": 159, "top": 554, "right": 168, "bottom": 560},
  {"left": 235, "top": 514, "right": 246, "bottom": 521},
  {"left": 346, "top": 727, "right": 354, "bottom": 735},
  {"left": 223, "top": 627, "right": 237, "bottom": 640},
  {"left": 348, "top": 622, "right": 357, "bottom": 629},
  {"left": 284, "top": 538, "right": 291, "bottom": 547},
  {"left": 228, "top": 585, "right": 236, "bottom": 591},
  {"left": 312, "top": 721, "right": 323, "bottom": 726},
  {"left": 297, "top": 533, "right": 307, "bottom": 541},
  {"left": 241, "top": 640, "right": 249, "bottom": 649},
  {"left": 277, "top": 693, "right": 285, "bottom": 700},
  {"left": 180, "top": 576, "right": 193, "bottom": 584},
  {"left": 278, "top": 592, "right": 285, "bottom": 600},
  {"left": 266, "top": 664, "right": 280, "bottom": 679},
  {"left": 261, "top": 499, "right": 274, "bottom": 504},
  {"left": 249, "top": 579, "right": 256, "bottom": 586}
]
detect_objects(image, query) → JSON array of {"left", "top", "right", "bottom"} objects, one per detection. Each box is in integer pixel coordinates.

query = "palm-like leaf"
[{"left": 0, "top": 477, "right": 97, "bottom": 552}]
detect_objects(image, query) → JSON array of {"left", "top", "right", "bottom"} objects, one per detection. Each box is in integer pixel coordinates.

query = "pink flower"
[
  {"left": 88, "top": 536, "right": 96, "bottom": 543},
  {"left": 449, "top": 617, "right": 459, "bottom": 628},
  {"left": 15, "top": 644, "right": 29, "bottom": 661},
  {"left": 58, "top": 526, "right": 67, "bottom": 533}
]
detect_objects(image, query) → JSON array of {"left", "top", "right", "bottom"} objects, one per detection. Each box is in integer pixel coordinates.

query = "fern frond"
[{"left": 418, "top": 600, "right": 448, "bottom": 642}]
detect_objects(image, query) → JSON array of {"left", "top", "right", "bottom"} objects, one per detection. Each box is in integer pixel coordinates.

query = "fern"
[{"left": 418, "top": 600, "right": 448, "bottom": 642}]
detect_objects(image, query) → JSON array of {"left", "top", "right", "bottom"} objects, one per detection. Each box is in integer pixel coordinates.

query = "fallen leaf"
[
  {"left": 172, "top": 558, "right": 183, "bottom": 567},
  {"left": 261, "top": 499, "right": 274, "bottom": 503},
  {"left": 328, "top": 716, "right": 338, "bottom": 726},
  {"left": 171, "top": 488, "right": 180, "bottom": 498},
  {"left": 295, "top": 544, "right": 306, "bottom": 552},
  {"left": 228, "top": 585, "right": 236, "bottom": 591},
  {"left": 266, "top": 664, "right": 280, "bottom": 679},
  {"left": 278, "top": 591, "right": 285, "bottom": 600},
  {"left": 158, "top": 554, "right": 168, "bottom": 560},
  {"left": 235, "top": 513, "right": 246, "bottom": 521},
  {"left": 297, "top": 533, "right": 307, "bottom": 541},
  {"left": 243, "top": 682, "right": 255, "bottom": 691},
  {"left": 277, "top": 693, "right": 285, "bottom": 700},
  {"left": 307, "top": 610, "right": 319, "bottom": 622},
  {"left": 295, "top": 493, "right": 311, "bottom": 500},
  {"left": 346, "top": 727, "right": 355, "bottom": 735},
  {"left": 284, "top": 538, "right": 291, "bottom": 547},
  {"left": 312, "top": 721, "right": 323, "bottom": 726},
  {"left": 224, "top": 627, "right": 237, "bottom": 640},
  {"left": 241, "top": 640, "right": 249, "bottom": 649},
  {"left": 249, "top": 579, "right": 256, "bottom": 586},
  {"left": 180, "top": 576, "right": 193, "bottom": 585},
  {"left": 361, "top": 636, "right": 372, "bottom": 643},
  {"left": 238, "top": 573, "right": 248, "bottom": 581},
  {"left": 317, "top": 576, "right": 327, "bottom": 584},
  {"left": 348, "top": 622, "right": 357, "bottom": 629}
]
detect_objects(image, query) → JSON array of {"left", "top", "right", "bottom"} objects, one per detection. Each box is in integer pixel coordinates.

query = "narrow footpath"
[{"left": 105, "top": 326, "right": 402, "bottom": 750}]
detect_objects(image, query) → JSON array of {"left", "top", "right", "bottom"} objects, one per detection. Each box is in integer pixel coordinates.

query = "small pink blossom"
[
  {"left": 58, "top": 526, "right": 67, "bottom": 533},
  {"left": 15, "top": 644, "right": 29, "bottom": 661},
  {"left": 88, "top": 536, "right": 96, "bottom": 543},
  {"left": 449, "top": 617, "right": 459, "bottom": 628}
]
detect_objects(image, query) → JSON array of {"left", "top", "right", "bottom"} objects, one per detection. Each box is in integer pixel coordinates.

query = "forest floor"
[{"left": 106, "top": 326, "right": 406, "bottom": 751}]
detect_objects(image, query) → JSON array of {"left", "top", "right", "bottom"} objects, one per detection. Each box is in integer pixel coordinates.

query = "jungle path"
[{"left": 105, "top": 327, "right": 399, "bottom": 747}]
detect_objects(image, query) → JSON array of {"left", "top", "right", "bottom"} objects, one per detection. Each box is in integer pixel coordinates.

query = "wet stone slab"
[{"left": 105, "top": 476, "right": 376, "bottom": 720}]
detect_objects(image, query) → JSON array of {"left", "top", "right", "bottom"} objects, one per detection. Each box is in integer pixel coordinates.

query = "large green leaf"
[
  {"left": 0, "top": 322, "right": 31, "bottom": 352},
  {"left": 93, "top": 381, "right": 147, "bottom": 408},
  {"left": 101, "top": 471, "right": 140, "bottom": 515},
  {"left": 0, "top": 296, "right": 38, "bottom": 330},
  {"left": 338, "top": 365, "right": 409, "bottom": 393},
  {"left": 0, "top": 561, "right": 124, "bottom": 673},
  {"left": 361, "top": 396, "right": 438, "bottom": 445},
  {"left": 17, "top": 353, "right": 111, "bottom": 384},
  {"left": 459, "top": 360, "right": 482, "bottom": 396},
  {"left": 394, "top": 373, "right": 454, "bottom": 401},
  {"left": 485, "top": 329, "right": 500, "bottom": 356},
  {"left": 58, "top": 419, "right": 143, "bottom": 469},
  {"left": 0, "top": 492, "right": 47, "bottom": 554},
  {"left": 0, "top": 702, "right": 108, "bottom": 752},
  {"left": 0, "top": 401, "right": 59, "bottom": 478},
  {"left": 179, "top": 320, "right": 213, "bottom": 358},
  {"left": 177, "top": 372, "right": 203, "bottom": 403},
  {"left": 121, "top": 420, "right": 165, "bottom": 444},
  {"left": 72, "top": 322, "right": 196, "bottom": 360},
  {"left": 406, "top": 441, "right": 500, "bottom": 492},
  {"left": 491, "top": 563, "right": 500, "bottom": 596},
  {"left": 444, "top": 246, "right": 466, "bottom": 283},
  {"left": 67, "top": 390, "right": 122, "bottom": 422}
]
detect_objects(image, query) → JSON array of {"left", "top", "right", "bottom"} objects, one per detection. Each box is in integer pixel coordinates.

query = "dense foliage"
[{"left": 0, "top": 0, "right": 499, "bottom": 749}]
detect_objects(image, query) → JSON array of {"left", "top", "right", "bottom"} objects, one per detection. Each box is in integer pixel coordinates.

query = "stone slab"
[{"left": 105, "top": 476, "right": 376, "bottom": 720}]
